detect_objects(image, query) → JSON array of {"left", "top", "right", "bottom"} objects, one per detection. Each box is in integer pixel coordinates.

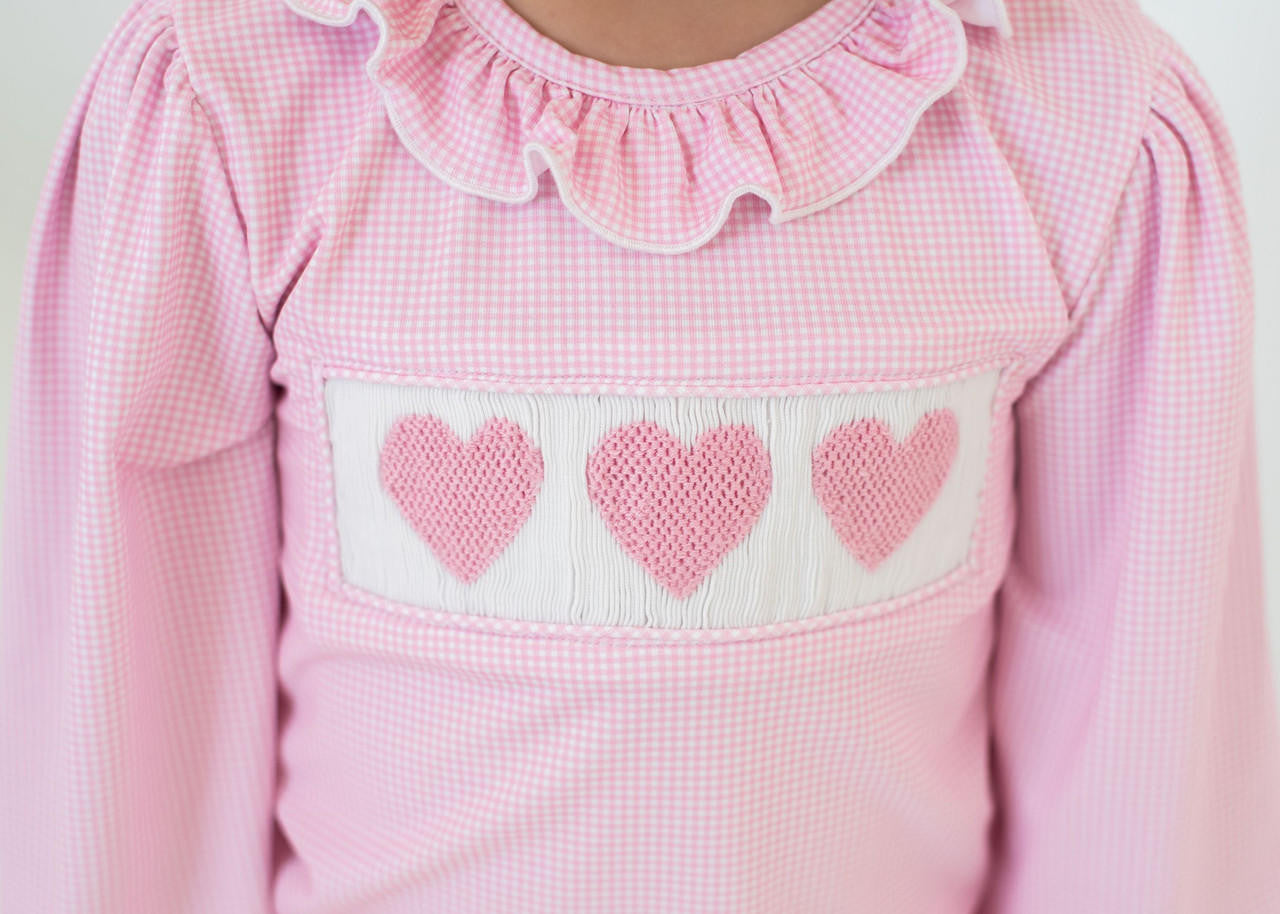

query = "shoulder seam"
[
  {"left": 1059, "top": 40, "right": 1165, "bottom": 325},
  {"left": 190, "top": 90, "right": 270, "bottom": 337},
  {"left": 160, "top": 1, "right": 271, "bottom": 336}
]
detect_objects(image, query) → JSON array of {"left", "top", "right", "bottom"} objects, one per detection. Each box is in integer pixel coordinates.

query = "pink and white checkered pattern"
[{"left": 2, "top": 0, "right": 1278, "bottom": 910}]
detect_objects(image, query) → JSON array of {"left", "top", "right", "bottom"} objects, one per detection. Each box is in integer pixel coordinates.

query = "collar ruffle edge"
[{"left": 281, "top": 0, "right": 1010, "bottom": 254}]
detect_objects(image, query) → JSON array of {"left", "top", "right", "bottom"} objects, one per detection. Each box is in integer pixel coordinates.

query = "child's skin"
[{"left": 500, "top": 0, "right": 834, "bottom": 69}]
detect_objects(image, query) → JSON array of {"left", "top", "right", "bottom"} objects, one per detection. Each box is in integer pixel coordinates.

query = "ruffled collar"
[{"left": 282, "top": 0, "right": 1011, "bottom": 254}]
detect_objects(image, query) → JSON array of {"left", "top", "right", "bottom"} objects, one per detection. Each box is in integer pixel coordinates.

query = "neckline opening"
[{"left": 453, "top": 0, "right": 882, "bottom": 107}]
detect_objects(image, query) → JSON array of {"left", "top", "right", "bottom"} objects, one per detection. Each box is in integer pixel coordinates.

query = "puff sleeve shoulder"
[
  {"left": 980, "top": 33, "right": 1280, "bottom": 914},
  {"left": 0, "top": 1, "right": 281, "bottom": 910}
]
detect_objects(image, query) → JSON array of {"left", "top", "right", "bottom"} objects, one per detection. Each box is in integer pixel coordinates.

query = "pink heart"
[
  {"left": 811, "top": 408, "right": 959, "bottom": 570},
  {"left": 586, "top": 421, "right": 772, "bottom": 599},
  {"left": 379, "top": 414, "right": 544, "bottom": 583}
]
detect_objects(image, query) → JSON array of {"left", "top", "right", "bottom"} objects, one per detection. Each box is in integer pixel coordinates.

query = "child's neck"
[{"left": 497, "top": 0, "right": 835, "bottom": 70}]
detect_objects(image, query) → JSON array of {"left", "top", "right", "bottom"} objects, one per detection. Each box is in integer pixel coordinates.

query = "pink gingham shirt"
[{"left": 3, "top": 0, "right": 1279, "bottom": 909}]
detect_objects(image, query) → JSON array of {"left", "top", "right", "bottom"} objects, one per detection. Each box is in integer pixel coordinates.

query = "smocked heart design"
[
  {"left": 585, "top": 421, "right": 772, "bottom": 599},
  {"left": 379, "top": 413, "right": 544, "bottom": 583},
  {"left": 811, "top": 408, "right": 959, "bottom": 570}
]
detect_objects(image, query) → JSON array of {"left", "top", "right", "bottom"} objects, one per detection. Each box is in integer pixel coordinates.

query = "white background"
[{"left": 1, "top": 1, "right": 1277, "bottom": 694}]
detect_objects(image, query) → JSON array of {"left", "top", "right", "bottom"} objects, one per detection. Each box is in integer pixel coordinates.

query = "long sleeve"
[
  {"left": 0, "top": 1, "right": 281, "bottom": 911},
  {"left": 979, "top": 36, "right": 1280, "bottom": 914}
]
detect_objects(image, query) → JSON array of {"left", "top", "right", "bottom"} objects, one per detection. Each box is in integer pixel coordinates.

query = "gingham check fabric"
[{"left": 2, "top": 0, "right": 1278, "bottom": 910}]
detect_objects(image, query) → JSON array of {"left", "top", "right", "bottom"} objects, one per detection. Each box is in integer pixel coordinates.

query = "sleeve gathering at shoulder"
[
  {"left": 978, "top": 29, "right": 1280, "bottom": 914},
  {"left": 0, "top": 0, "right": 282, "bottom": 910}
]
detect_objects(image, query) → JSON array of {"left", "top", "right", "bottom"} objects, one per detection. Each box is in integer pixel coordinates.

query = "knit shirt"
[{"left": 3, "top": 0, "right": 1279, "bottom": 910}]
